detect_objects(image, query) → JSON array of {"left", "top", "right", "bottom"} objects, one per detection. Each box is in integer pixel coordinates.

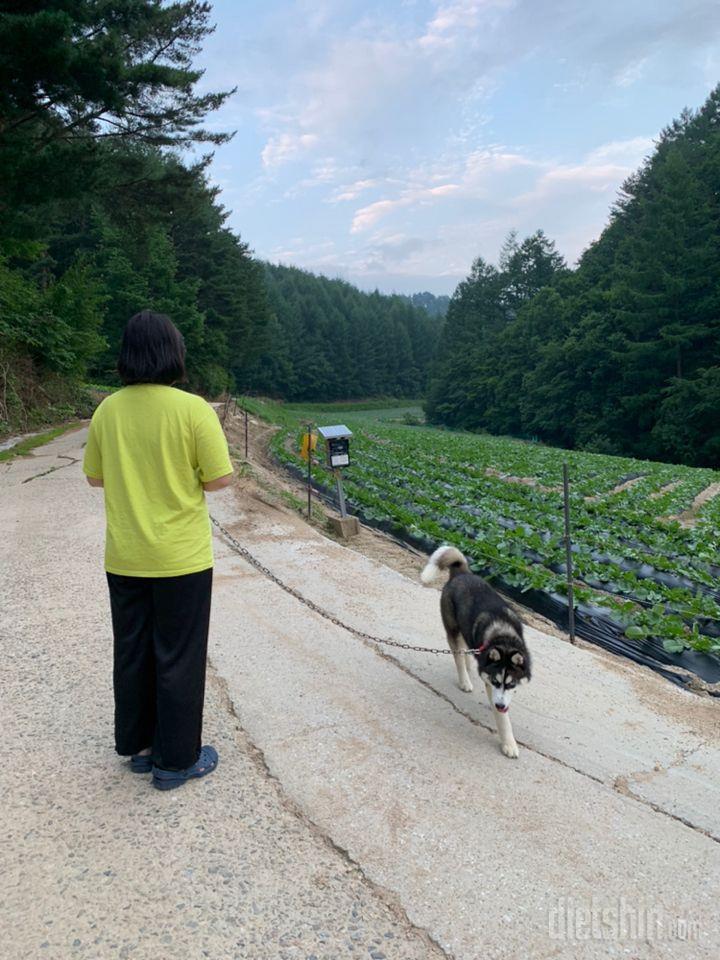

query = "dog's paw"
[
  {"left": 501, "top": 740, "right": 519, "bottom": 759},
  {"left": 458, "top": 678, "right": 474, "bottom": 693}
]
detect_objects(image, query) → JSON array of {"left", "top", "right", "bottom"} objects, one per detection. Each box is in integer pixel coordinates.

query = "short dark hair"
[{"left": 117, "top": 310, "right": 187, "bottom": 386}]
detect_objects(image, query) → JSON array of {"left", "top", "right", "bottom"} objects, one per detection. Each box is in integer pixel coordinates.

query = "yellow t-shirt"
[{"left": 82, "top": 385, "right": 233, "bottom": 577}]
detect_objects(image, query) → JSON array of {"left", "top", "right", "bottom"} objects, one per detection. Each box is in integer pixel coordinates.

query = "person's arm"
[
  {"left": 202, "top": 473, "right": 232, "bottom": 492},
  {"left": 195, "top": 407, "right": 234, "bottom": 492},
  {"left": 83, "top": 412, "right": 104, "bottom": 488}
]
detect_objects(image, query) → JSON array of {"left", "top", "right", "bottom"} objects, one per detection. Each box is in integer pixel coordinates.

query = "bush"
[{"left": 0, "top": 348, "right": 96, "bottom": 437}]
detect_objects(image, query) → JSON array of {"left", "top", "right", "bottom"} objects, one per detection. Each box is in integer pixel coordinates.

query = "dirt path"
[
  {"left": 484, "top": 466, "right": 561, "bottom": 493},
  {"left": 649, "top": 480, "right": 682, "bottom": 500},
  {"left": 669, "top": 481, "right": 720, "bottom": 527},
  {"left": 584, "top": 474, "right": 645, "bottom": 501}
]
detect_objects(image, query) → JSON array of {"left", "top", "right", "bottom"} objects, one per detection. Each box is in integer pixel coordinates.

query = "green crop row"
[{"left": 251, "top": 400, "right": 720, "bottom": 656}]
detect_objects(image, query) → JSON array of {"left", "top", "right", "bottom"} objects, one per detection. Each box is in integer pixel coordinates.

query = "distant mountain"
[
  {"left": 243, "top": 263, "right": 440, "bottom": 401},
  {"left": 401, "top": 292, "right": 451, "bottom": 318}
]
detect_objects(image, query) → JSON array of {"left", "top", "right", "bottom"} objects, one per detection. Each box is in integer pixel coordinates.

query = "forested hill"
[
  {"left": 0, "top": 2, "right": 271, "bottom": 433},
  {"left": 0, "top": 0, "right": 439, "bottom": 432},
  {"left": 243, "top": 263, "right": 440, "bottom": 401},
  {"left": 427, "top": 86, "right": 720, "bottom": 467},
  {"left": 401, "top": 292, "right": 450, "bottom": 318}
]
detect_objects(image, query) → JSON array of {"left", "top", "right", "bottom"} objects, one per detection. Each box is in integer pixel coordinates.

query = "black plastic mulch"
[{"left": 281, "top": 460, "right": 720, "bottom": 694}]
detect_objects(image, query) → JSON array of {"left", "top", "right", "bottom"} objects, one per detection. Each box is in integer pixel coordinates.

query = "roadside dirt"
[{"left": 594, "top": 637, "right": 720, "bottom": 722}]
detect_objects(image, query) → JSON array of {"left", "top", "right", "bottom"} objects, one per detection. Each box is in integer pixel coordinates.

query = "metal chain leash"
[{"left": 210, "top": 516, "right": 484, "bottom": 656}]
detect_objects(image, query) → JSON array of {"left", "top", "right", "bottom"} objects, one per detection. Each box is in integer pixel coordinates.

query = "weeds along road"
[{"left": 2, "top": 425, "right": 720, "bottom": 960}]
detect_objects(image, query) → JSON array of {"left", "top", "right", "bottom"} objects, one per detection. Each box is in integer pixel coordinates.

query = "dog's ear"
[
  {"left": 488, "top": 647, "right": 501, "bottom": 661},
  {"left": 511, "top": 652, "right": 524, "bottom": 666}
]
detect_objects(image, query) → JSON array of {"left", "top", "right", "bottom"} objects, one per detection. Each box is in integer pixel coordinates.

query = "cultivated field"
[{"left": 245, "top": 399, "right": 720, "bottom": 660}]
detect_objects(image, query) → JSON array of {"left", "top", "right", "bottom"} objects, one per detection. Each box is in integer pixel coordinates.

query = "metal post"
[
  {"left": 334, "top": 469, "right": 348, "bottom": 519},
  {"left": 306, "top": 423, "right": 313, "bottom": 521},
  {"left": 563, "top": 462, "right": 576, "bottom": 644},
  {"left": 244, "top": 408, "right": 249, "bottom": 460}
]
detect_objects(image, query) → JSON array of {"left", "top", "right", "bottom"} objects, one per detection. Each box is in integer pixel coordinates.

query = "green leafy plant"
[{"left": 259, "top": 399, "right": 720, "bottom": 657}]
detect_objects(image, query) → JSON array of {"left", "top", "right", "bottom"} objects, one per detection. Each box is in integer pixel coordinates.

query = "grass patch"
[
  {"left": 279, "top": 489, "right": 305, "bottom": 511},
  {"left": 236, "top": 396, "right": 424, "bottom": 428},
  {"left": 278, "top": 488, "right": 326, "bottom": 522},
  {"left": 236, "top": 397, "right": 296, "bottom": 429},
  {"left": 285, "top": 398, "right": 422, "bottom": 413},
  {"left": 0, "top": 422, "right": 84, "bottom": 461},
  {"left": 228, "top": 449, "right": 254, "bottom": 475}
]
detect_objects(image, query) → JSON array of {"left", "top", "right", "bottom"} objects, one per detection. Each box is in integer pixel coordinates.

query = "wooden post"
[
  {"left": 306, "top": 423, "right": 313, "bottom": 521},
  {"left": 563, "top": 462, "right": 576, "bottom": 644},
  {"left": 244, "top": 408, "right": 249, "bottom": 460}
]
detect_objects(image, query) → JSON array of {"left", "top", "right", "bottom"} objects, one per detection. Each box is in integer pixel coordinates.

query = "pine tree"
[{"left": 428, "top": 86, "right": 720, "bottom": 465}]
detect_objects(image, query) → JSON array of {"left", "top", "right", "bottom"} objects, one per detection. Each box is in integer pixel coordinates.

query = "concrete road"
[{"left": 2, "top": 426, "right": 719, "bottom": 960}]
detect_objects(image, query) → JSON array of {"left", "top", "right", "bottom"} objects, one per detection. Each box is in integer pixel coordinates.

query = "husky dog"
[{"left": 421, "top": 545, "right": 531, "bottom": 758}]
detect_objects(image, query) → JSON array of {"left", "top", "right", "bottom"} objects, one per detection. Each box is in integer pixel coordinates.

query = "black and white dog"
[{"left": 421, "top": 545, "right": 532, "bottom": 758}]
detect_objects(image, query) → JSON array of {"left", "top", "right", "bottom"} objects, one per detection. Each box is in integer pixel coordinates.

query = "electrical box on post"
[
  {"left": 317, "top": 424, "right": 357, "bottom": 537},
  {"left": 318, "top": 425, "right": 352, "bottom": 469}
]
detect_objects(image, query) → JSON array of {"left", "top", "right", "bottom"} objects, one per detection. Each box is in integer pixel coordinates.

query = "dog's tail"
[{"left": 421, "top": 545, "right": 469, "bottom": 585}]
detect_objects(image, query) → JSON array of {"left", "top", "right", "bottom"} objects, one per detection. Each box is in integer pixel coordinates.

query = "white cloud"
[
  {"left": 331, "top": 179, "right": 382, "bottom": 202},
  {"left": 351, "top": 183, "right": 462, "bottom": 232},
  {"left": 515, "top": 137, "right": 654, "bottom": 206},
  {"left": 528, "top": 163, "right": 630, "bottom": 195},
  {"left": 261, "top": 132, "right": 319, "bottom": 168},
  {"left": 614, "top": 57, "right": 648, "bottom": 87},
  {"left": 251, "top": 0, "right": 525, "bottom": 176},
  {"left": 352, "top": 198, "right": 412, "bottom": 232},
  {"left": 268, "top": 237, "right": 338, "bottom": 262},
  {"left": 585, "top": 136, "right": 655, "bottom": 164},
  {"left": 419, "top": 0, "right": 516, "bottom": 49},
  {"left": 196, "top": 0, "right": 720, "bottom": 293},
  {"left": 349, "top": 146, "right": 535, "bottom": 232},
  {"left": 248, "top": 0, "right": 720, "bottom": 180},
  {"left": 281, "top": 158, "right": 350, "bottom": 197},
  {"left": 331, "top": 134, "right": 655, "bottom": 285}
]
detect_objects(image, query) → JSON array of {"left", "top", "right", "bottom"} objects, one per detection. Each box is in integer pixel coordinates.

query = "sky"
[{"left": 192, "top": 0, "right": 720, "bottom": 295}]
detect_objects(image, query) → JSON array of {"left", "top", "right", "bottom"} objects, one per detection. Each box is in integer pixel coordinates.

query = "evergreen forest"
[{"left": 1, "top": 3, "right": 718, "bottom": 466}]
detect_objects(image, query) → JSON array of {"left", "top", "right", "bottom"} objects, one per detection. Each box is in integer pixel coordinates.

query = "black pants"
[{"left": 106, "top": 567, "right": 213, "bottom": 770}]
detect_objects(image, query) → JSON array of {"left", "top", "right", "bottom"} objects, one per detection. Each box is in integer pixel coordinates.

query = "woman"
[{"left": 83, "top": 310, "right": 233, "bottom": 791}]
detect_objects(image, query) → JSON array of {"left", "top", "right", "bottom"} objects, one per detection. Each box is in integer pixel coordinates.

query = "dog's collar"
[{"left": 473, "top": 642, "right": 489, "bottom": 654}]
